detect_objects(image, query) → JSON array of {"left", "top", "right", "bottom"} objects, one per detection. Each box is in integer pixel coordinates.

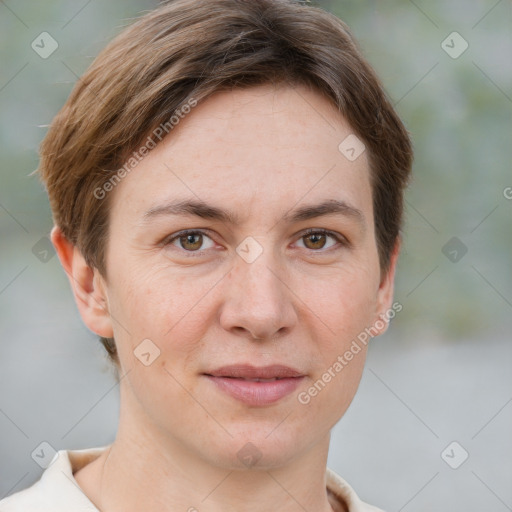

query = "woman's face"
[{"left": 99, "top": 84, "right": 396, "bottom": 469}]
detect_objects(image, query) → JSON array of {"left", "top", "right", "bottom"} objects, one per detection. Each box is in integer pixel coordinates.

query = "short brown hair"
[{"left": 38, "top": 0, "right": 412, "bottom": 366}]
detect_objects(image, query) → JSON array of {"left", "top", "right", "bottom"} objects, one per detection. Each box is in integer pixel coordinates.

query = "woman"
[{"left": 0, "top": 0, "right": 412, "bottom": 510}]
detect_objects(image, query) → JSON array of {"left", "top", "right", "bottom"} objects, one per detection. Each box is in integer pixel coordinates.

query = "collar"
[{"left": 1, "top": 446, "right": 383, "bottom": 512}]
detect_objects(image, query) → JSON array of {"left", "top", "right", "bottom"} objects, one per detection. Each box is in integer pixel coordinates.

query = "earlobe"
[
  {"left": 51, "top": 226, "right": 114, "bottom": 338},
  {"left": 373, "top": 238, "right": 401, "bottom": 336}
]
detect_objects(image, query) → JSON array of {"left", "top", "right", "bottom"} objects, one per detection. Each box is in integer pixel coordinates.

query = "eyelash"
[{"left": 163, "top": 228, "right": 348, "bottom": 256}]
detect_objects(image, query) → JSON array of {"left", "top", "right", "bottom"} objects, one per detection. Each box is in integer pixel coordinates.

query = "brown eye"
[
  {"left": 179, "top": 233, "right": 203, "bottom": 251},
  {"left": 303, "top": 232, "right": 328, "bottom": 250},
  {"left": 165, "top": 230, "right": 215, "bottom": 253},
  {"left": 296, "top": 229, "right": 344, "bottom": 251}
]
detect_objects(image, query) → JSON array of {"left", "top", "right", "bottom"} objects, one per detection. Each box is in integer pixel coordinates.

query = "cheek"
[
  {"left": 297, "top": 264, "right": 380, "bottom": 342},
  {"left": 295, "top": 341, "right": 368, "bottom": 437},
  {"left": 110, "top": 260, "right": 179, "bottom": 324},
  {"left": 292, "top": 267, "right": 377, "bottom": 420},
  {"left": 107, "top": 265, "right": 218, "bottom": 365}
]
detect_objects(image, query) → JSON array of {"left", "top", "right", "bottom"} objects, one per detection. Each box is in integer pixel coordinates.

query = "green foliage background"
[{"left": 1, "top": 0, "right": 510, "bottom": 340}]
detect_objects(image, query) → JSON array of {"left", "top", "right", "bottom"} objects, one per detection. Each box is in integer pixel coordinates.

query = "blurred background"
[{"left": 0, "top": 1, "right": 510, "bottom": 510}]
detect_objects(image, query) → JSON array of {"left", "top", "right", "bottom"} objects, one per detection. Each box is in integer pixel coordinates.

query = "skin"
[{"left": 52, "top": 83, "right": 399, "bottom": 512}]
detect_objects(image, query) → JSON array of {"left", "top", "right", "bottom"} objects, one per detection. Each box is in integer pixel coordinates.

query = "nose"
[{"left": 219, "top": 248, "right": 297, "bottom": 342}]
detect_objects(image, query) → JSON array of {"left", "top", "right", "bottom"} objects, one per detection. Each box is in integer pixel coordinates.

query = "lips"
[
  {"left": 203, "top": 364, "right": 305, "bottom": 406},
  {"left": 204, "top": 364, "right": 304, "bottom": 380}
]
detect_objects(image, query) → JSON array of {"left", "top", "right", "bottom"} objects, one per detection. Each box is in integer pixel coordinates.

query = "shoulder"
[
  {"left": 326, "top": 467, "right": 386, "bottom": 512},
  {"left": 0, "top": 478, "right": 48, "bottom": 512},
  {"left": 0, "top": 446, "right": 108, "bottom": 512}
]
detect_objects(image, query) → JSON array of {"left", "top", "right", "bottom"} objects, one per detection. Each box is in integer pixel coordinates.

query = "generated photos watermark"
[
  {"left": 297, "top": 301, "right": 403, "bottom": 405},
  {"left": 93, "top": 97, "right": 198, "bottom": 200}
]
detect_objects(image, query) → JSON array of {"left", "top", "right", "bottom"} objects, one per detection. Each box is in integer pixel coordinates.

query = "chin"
[{"left": 201, "top": 426, "right": 312, "bottom": 471}]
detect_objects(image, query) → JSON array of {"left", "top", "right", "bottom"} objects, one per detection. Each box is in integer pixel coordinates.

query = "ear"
[
  {"left": 372, "top": 238, "right": 401, "bottom": 336},
  {"left": 51, "top": 226, "right": 114, "bottom": 338}
]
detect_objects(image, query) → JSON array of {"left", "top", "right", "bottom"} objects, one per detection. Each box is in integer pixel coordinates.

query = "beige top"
[{"left": 0, "top": 446, "right": 385, "bottom": 512}]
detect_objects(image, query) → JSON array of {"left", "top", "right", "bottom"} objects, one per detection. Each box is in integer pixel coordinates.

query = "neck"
[{"left": 80, "top": 391, "right": 340, "bottom": 512}]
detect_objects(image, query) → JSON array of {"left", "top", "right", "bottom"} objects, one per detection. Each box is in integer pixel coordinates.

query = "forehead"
[{"left": 110, "top": 84, "right": 373, "bottom": 225}]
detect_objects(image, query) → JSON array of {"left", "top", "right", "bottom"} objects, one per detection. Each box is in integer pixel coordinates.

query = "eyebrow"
[{"left": 142, "top": 198, "right": 365, "bottom": 228}]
